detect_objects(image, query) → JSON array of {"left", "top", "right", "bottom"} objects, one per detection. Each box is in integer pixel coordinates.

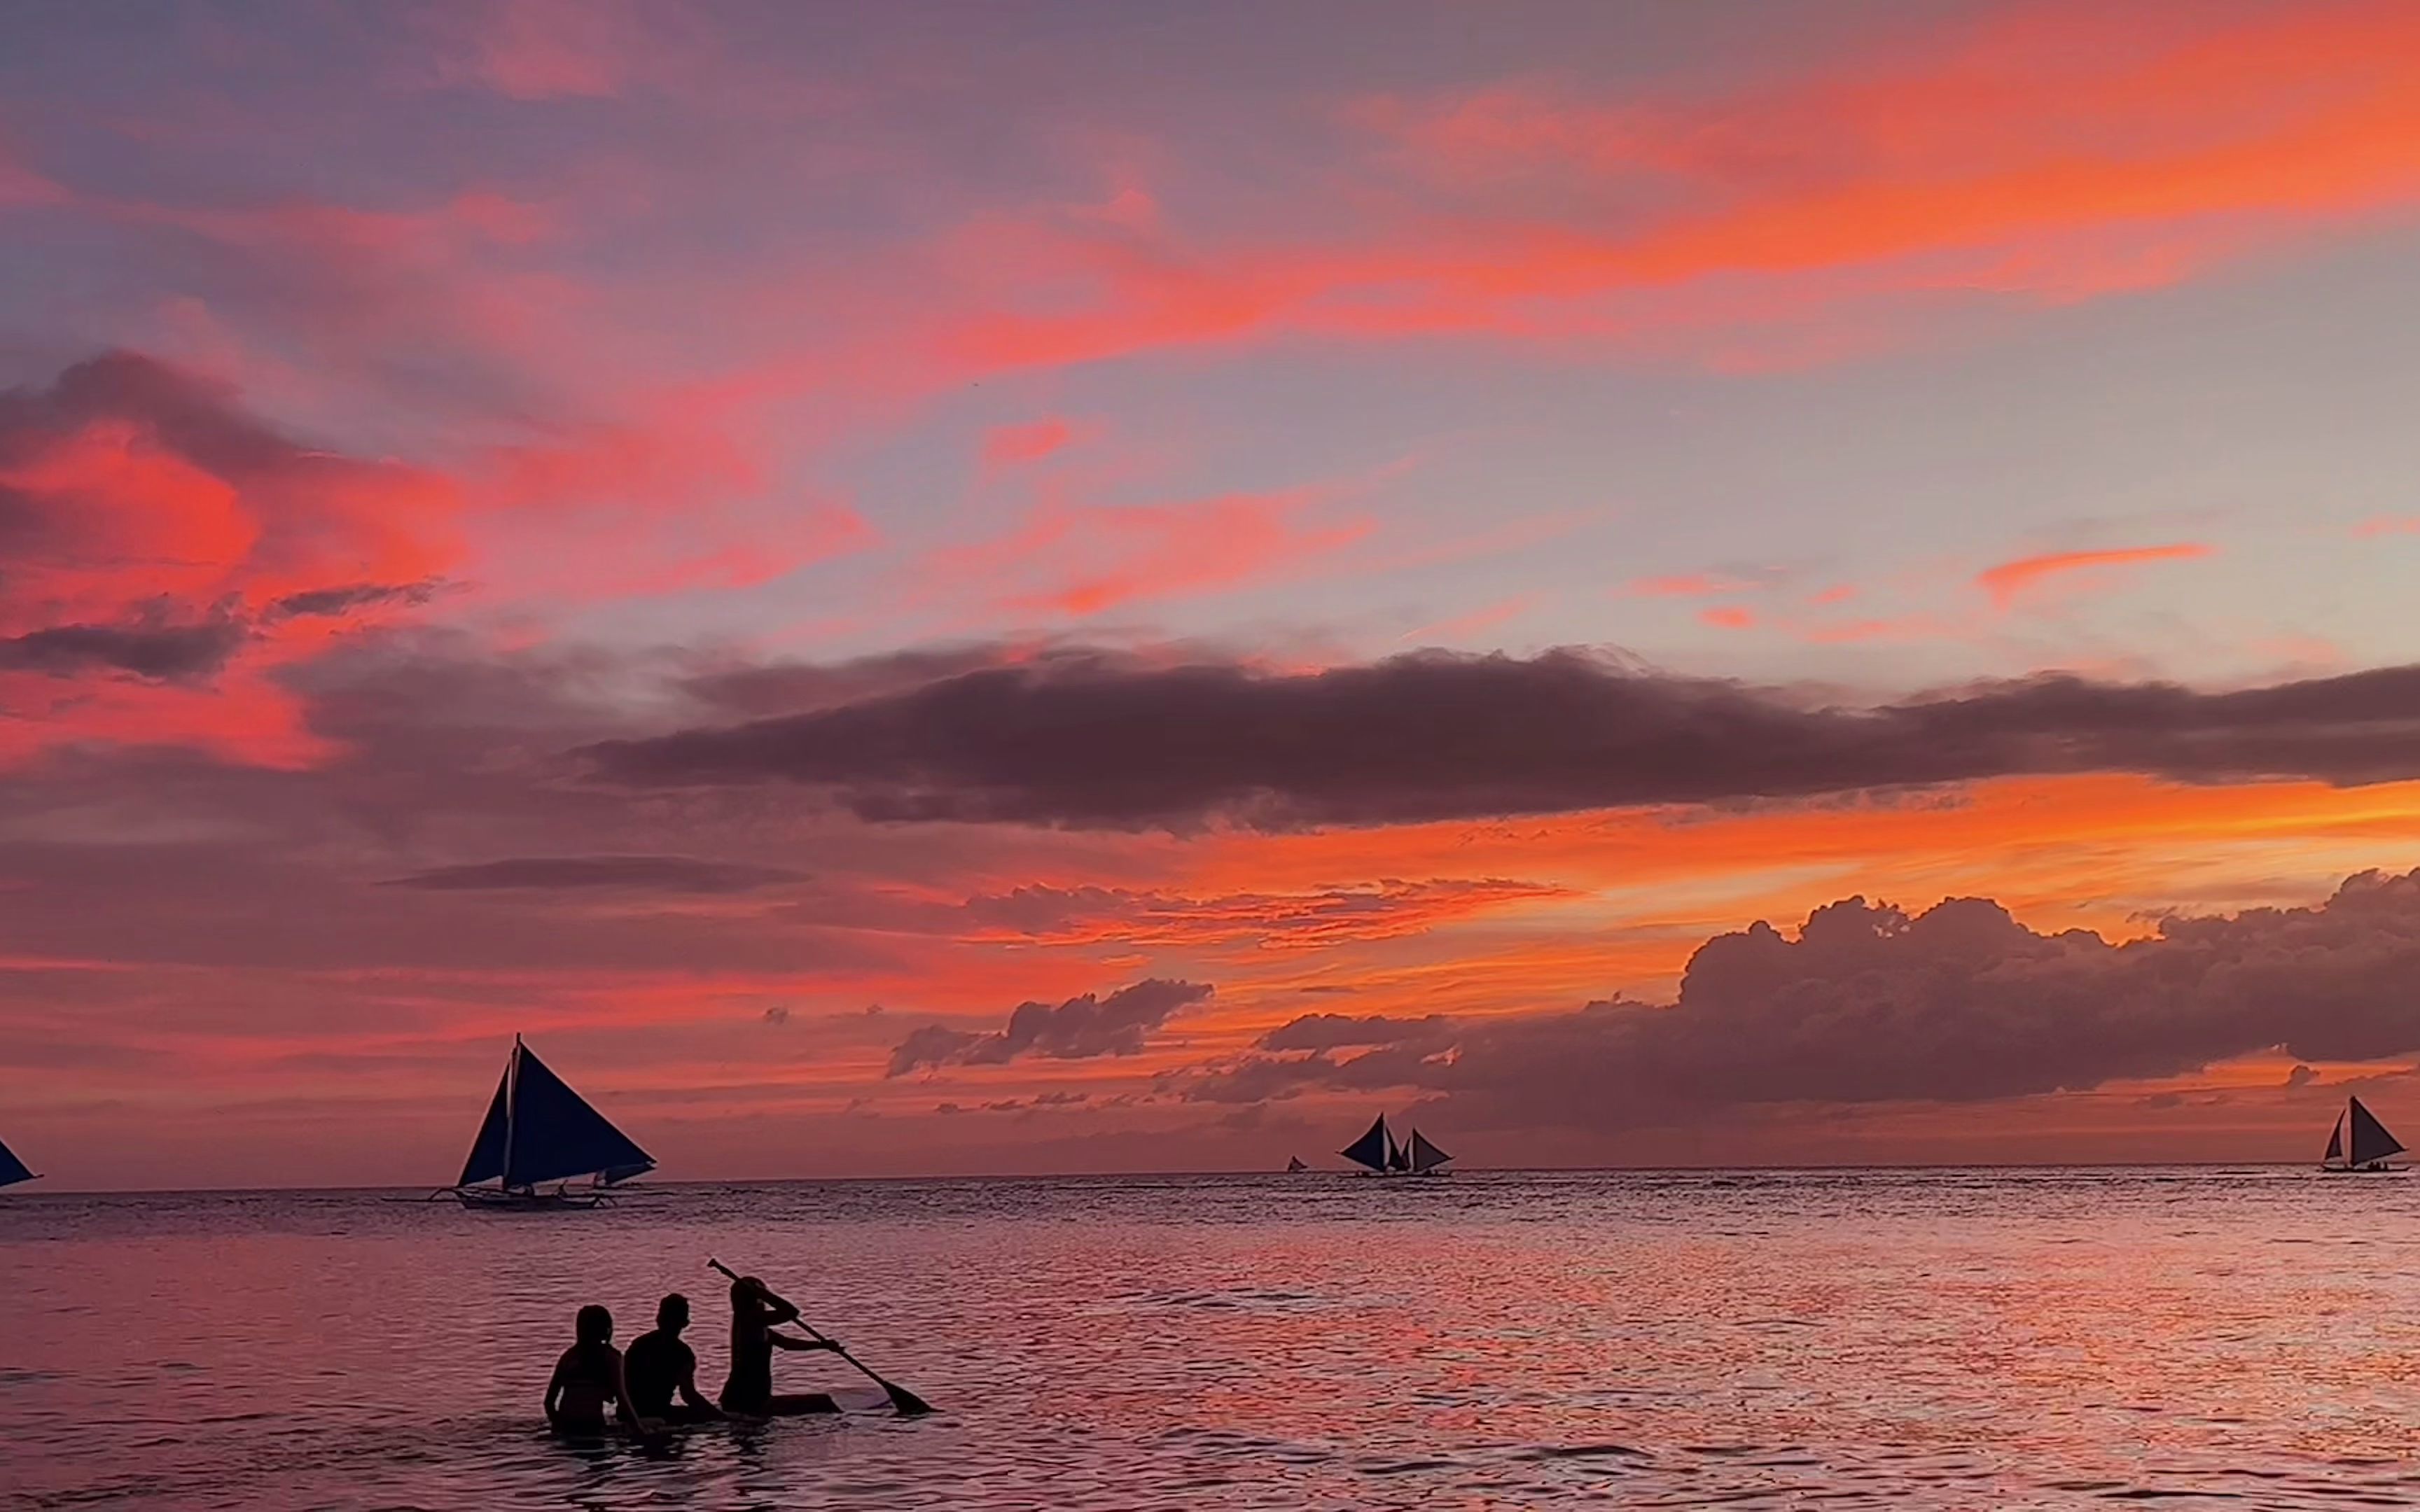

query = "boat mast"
[{"left": 503, "top": 1035, "right": 522, "bottom": 1192}]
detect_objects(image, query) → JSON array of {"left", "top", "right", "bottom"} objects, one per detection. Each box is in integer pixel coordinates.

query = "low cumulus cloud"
[
  {"left": 1186, "top": 868, "right": 2420, "bottom": 1130},
  {"left": 0, "top": 613, "right": 248, "bottom": 682},
  {"left": 958, "top": 877, "right": 1562, "bottom": 948},
  {"left": 386, "top": 854, "right": 805, "bottom": 893},
  {"left": 266, "top": 581, "right": 441, "bottom": 620},
  {"left": 887, "top": 979, "right": 1213, "bottom": 1076},
  {"left": 583, "top": 648, "right": 2420, "bottom": 830}
]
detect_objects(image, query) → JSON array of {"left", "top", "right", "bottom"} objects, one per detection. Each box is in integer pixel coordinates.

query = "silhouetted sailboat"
[
  {"left": 2321, "top": 1096, "right": 2405, "bottom": 1173},
  {"left": 0, "top": 1133, "right": 36, "bottom": 1189},
  {"left": 1285, "top": 1155, "right": 1307, "bottom": 1172},
  {"left": 1341, "top": 1114, "right": 1456, "bottom": 1177},
  {"left": 441, "top": 1036, "right": 655, "bottom": 1209},
  {"left": 1341, "top": 1114, "right": 1394, "bottom": 1175}
]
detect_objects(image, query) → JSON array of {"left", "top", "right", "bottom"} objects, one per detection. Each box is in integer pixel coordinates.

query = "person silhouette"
[
  {"left": 544, "top": 1303, "right": 654, "bottom": 1434},
  {"left": 717, "top": 1275, "right": 840, "bottom": 1416},
  {"left": 625, "top": 1293, "right": 722, "bottom": 1425}
]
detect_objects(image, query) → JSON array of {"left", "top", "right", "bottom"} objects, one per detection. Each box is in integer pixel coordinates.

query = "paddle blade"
[{"left": 881, "top": 1380, "right": 935, "bottom": 1415}]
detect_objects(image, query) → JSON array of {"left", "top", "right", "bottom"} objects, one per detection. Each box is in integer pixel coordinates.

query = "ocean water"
[{"left": 6, "top": 1168, "right": 2420, "bottom": 1510}]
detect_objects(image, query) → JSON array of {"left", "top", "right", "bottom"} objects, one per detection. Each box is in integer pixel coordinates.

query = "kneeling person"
[
  {"left": 718, "top": 1275, "right": 840, "bottom": 1417},
  {"left": 625, "top": 1293, "right": 722, "bottom": 1425}
]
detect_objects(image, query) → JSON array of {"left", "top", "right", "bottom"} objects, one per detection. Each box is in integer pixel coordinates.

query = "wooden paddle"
[{"left": 707, "top": 1257, "right": 934, "bottom": 1415}]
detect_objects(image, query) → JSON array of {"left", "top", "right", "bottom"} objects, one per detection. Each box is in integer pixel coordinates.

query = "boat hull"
[{"left": 447, "top": 1185, "right": 613, "bottom": 1210}]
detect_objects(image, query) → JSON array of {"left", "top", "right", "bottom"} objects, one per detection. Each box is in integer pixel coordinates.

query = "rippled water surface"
[{"left": 8, "top": 1169, "right": 2420, "bottom": 1508}]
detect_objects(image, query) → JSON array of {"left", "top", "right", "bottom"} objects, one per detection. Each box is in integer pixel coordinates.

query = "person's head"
[
  {"left": 575, "top": 1304, "right": 613, "bottom": 1346},
  {"left": 656, "top": 1293, "right": 690, "bottom": 1333},
  {"left": 730, "top": 1276, "right": 766, "bottom": 1312}
]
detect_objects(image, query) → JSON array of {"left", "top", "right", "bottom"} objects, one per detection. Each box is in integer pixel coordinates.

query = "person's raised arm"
[{"left": 769, "top": 1330, "right": 840, "bottom": 1352}]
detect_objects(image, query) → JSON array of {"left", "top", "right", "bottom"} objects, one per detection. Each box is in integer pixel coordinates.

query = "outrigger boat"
[
  {"left": 2321, "top": 1095, "right": 2405, "bottom": 1173},
  {"left": 1339, "top": 1114, "right": 1453, "bottom": 1177},
  {"left": 0, "top": 1133, "right": 36, "bottom": 1189},
  {"left": 437, "top": 1035, "right": 655, "bottom": 1209}
]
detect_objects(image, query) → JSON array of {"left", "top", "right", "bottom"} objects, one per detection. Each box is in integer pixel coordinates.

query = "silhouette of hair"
[
  {"left": 658, "top": 1293, "right": 689, "bottom": 1329},
  {"left": 576, "top": 1304, "right": 612, "bottom": 1344}
]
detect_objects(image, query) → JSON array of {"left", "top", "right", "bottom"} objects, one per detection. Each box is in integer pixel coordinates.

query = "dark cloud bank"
[
  {"left": 1190, "top": 868, "right": 2420, "bottom": 1132},
  {"left": 387, "top": 855, "right": 804, "bottom": 893},
  {"left": 586, "top": 648, "right": 2420, "bottom": 830},
  {"left": 889, "top": 979, "right": 1213, "bottom": 1076}
]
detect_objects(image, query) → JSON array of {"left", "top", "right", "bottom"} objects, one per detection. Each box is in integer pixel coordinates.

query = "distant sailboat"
[
  {"left": 1285, "top": 1155, "right": 1308, "bottom": 1172},
  {"left": 2321, "top": 1096, "right": 2405, "bottom": 1174},
  {"left": 1340, "top": 1114, "right": 1456, "bottom": 1177},
  {"left": 0, "top": 1133, "right": 36, "bottom": 1189},
  {"left": 442, "top": 1036, "right": 655, "bottom": 1209}
]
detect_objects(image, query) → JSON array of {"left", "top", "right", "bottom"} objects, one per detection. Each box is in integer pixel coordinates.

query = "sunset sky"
[{"left": 10, "top": 0, "right": 2420, "bottom": 1189}]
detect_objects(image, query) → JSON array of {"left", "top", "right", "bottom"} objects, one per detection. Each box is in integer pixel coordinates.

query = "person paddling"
[
  {"left": 718, "top": 1274, "right": 840, "bottom": 1416},
  {"left": 544, "top": 1304, "right": 655, "bottom": 1435},
  {"left": 625, "top": 1293, "right": 722, "bottom": 1425}
]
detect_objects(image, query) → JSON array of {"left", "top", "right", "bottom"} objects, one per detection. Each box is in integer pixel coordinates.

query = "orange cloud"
[
  {"left": 0, "top": 354, "right": 458, "bottom": 764},
  {"left": 909, "top": 1, "right": 2420, "bottom": 380},
  {"left": 1699, "top": 606, "right": 1755, "bottom": 630},
  {"left": 926, "top": 485, "right": 1372, "bottom": 620},
  {"left": 1977, "top": 542, "right": 2213, "bottom": 609},
  {"left": 1627, "top": 573, "right": 1748, "bottom": 597},
  {"left": 980, "top": 417, "right": 1083, "bottom": 470},
  {"left": 1397, "top": 593, "right": 1544, "bottom": 644}
]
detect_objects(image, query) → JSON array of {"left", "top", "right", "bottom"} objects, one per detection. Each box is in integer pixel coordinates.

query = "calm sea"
[{"left": 5, "top": 1168, "right": 2419, "bottom": 1509}]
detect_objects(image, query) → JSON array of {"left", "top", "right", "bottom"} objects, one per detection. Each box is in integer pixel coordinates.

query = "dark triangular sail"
[
  {"left": 2324, "top": 1116, "right": 2344, "bottom": 1166},
  {"left": 1286, "top": 1156, "right": 1307, "bottom": 1172},
  {"left": 502, "top": 1043, "right": 655, "bottom": 1188},
  {"left": 457, "top": 1063, "right": 513, "bottom": 1186},
  {"left": 1340, "top": 1114, "right": 1391, "bottom": 1172},
  {"left": 0, "top": 1135, "right": 34, "bottom": 1189},
  {"left": 1386, "top": 1134, "right": 1410, "bottom": 1172},
  {"left": 1408, "top": 1128, "right": 1452, "bottom": 1173},
  {"left": 2349, "top": 1097, "right": 2404, "bottom": 1166}
]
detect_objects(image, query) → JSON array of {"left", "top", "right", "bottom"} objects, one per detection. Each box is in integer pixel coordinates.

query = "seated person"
[
  {"left": 545, "top": 1303, "right": 654, "bottom": 1434},
  {"left": 718, "top": 1275, "right": 841, "bottom": 1416},
  {"left": 625, "top": 1293, "right": 722, "bottom": 1425}
]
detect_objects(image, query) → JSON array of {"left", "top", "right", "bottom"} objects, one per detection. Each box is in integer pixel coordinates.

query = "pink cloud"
[
  {"left": 1977, "top": 542, "right": 2214, "bottom": 610},
  {"left": 1398, "top": 593, "right": 1547, "bottom": 645},
  {"left": 1628, "top": 573, "right": 1750, "bottom": 598},
  {"left": 926, "top": 485, "right": 1372, "bottom": 620},
  {"left": 980, "top": 418, "right": 1083, "bottom": 470}
]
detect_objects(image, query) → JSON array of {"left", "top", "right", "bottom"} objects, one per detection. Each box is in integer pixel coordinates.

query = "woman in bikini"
[{"left": 544, "top": 1303, "right": 655, "bottom": 1435}]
